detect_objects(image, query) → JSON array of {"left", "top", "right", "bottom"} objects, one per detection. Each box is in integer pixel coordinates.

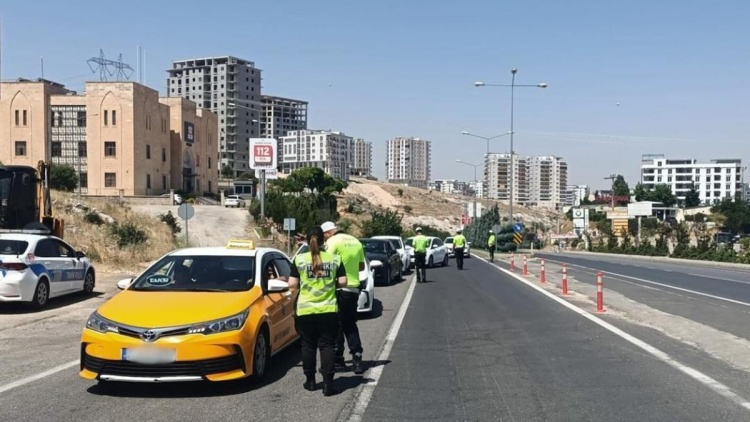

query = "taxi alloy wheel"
[
  {"left": 32, "top": 279, "right": 50, "bottom": 309},
  {"left": 83, "top": 271, "right": 96, "bottom": 294},
  {"left": 252, "top": 328, "right": 270, "bottom": 380}
]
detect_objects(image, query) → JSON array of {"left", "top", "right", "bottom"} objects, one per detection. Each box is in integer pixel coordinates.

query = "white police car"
[{"left": 0, "top": 233, "right": 96, "bottom": 309}]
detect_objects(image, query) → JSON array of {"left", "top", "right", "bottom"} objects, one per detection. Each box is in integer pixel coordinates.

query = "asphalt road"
[
  {"left": 0, "top": 270, "right": 414, "bottom": 422},
  {"left": 359, "top": 255, "right": 750, "bottom": 421}
]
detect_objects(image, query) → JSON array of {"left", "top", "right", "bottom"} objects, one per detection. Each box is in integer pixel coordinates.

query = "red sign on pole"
[
  {"left": 461, "top": 214, "right": 466, "bottom": 226},
  {"left": 249, "top": 138, "right": 278, "bottom": 170}
]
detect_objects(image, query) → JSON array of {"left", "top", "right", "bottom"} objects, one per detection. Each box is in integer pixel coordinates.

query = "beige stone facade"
[{"left": 0, "top": 78, "right": 217, "bottom": 196}]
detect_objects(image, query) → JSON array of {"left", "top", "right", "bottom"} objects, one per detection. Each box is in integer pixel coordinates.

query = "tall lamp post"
[
  {"left": 474, "top": 68, "right": 547, "bottom": 224},
  {"left": 456, "top": 159, "right": 481, "bottom": 222}
]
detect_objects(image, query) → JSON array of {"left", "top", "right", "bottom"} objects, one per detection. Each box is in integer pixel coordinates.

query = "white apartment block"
[
  {"left": 260, "top": 95, "right": 308, "bottom": 139},
  {"left": 485, "top": 154, "right": 568, "bottom": 208},
  {"left": 485, "top": 153, "right": 529, "bottom": 203},
  {"left": 640, "top": 154, "right": 744, "bottom": 204},
  {"left": 469, "top": 180, "right": 484, "bottom": 198},
  {"left": 562, "top": 184, "right": 590, "bottom": 206},
  {"left": 527, "top": 156, "right": 568, "bottom": 209},
  {"left": 279, "top": 130, "right": 353, "bottom": 180},
  {"left": 386, "top": 137, "right": 431, "bottom": 189},
  {"left": 351, "top": 138, "right": 372, "bottom": 177}
]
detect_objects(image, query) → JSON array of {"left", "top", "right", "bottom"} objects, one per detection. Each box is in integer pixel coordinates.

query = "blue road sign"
[{"left": 513, "top": 223, "right": 524, "bottom": 233}]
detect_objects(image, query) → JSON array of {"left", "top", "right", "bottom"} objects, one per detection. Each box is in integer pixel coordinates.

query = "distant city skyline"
[{"left": 1, "top": 1, "right": 747, "bottom": 190}]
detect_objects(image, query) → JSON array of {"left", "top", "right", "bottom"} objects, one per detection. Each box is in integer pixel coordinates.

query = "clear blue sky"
[{"left": 2, "top": 0, "right": 748, "bottom": 190}]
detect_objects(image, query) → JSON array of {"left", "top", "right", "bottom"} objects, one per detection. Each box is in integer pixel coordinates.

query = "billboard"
[
  {"left": 184, "top": 122, "right": 195, "bottom": 145},
  {"left": 249, "top": 138, "right": 278, "bottom": 170},
  {"left": 627, "top": 202, "right": 653, "bottom": 218}
]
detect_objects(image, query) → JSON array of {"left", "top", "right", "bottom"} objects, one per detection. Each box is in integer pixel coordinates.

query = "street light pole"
[
  {"left": 460, "top": 130, "right": 512, "bottom": 203},
  {"left": 456, "top": 159, "right": 480, "bottom": 222},
  {"left": 474, "top": 69, "right": 547, "bottom": 225}
]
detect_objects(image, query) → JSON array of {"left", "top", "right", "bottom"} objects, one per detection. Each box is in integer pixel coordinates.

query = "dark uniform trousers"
[
  {"left": 454, "top": 247, "right": 465, "bottom": 269},
  {"left": 336, "top": 290, "right": 363, "bottom": 360},
  {"left": 295, "top": 313, "right": 339, "bottom": 377},
  {"left": 414, "top": 252, "right": 427, "bottom": 282}
]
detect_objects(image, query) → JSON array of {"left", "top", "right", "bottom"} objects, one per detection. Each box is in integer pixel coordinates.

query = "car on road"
[
  {"left": 372, "top": 235, "right": 411, "bottom": 274},
  {"left": 0, "top": 233, "right": 96, "bottom": 309},
  {"left": 293, "top": 243, "right": 377, "bottom": 314},
  {"left": 444, "top": 237, "right": 471, "bottom": 258},
  {"left": 404, "top": 236, "right": 449, "bottom": 268},
  {"left": 224, "top": 194, "right": 245, "bottom": 208},
  {"left": 360, "top": 238, "right": 403, "bottom": 285},
  {"left": 80, "top": 240, "right": 298, "bottom": 383}
]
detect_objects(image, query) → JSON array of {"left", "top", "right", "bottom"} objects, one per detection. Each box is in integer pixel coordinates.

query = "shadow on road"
[
  {"left": 334, "top": 359, "right": 392, "bottom": 393},
  {"left": 86, "top": 340, "right": 303, "bottom": 398},
  {"left": 360, "top": 299, "right": 383, "bottom": 320},
  {"left": 0, "top": 291, "right": 105, "bottom": 314}
]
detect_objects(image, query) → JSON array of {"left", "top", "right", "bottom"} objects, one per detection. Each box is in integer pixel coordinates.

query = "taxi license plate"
[{"left": 121, "top": 347, "right": 176, "bottom": 364}]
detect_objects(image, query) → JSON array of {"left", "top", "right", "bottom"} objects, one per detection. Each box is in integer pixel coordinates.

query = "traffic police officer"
[
  {"left": 487, "top": 229, "right": 497, "bottom": 262},
  {"left": 453, "top": 229, "right": 467, "bottom": 270},
  {"left": 321, "top": 221, "right": 366, "bottom": 375},
  {"left": 412, "top": 227, "right": 430, "bottom": 283},
  {"left": 288, "top": 226, "right": 348, "bottom": 396}
]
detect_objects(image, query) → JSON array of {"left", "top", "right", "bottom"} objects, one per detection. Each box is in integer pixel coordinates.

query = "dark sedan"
[{"left": 359, "top": 238, "right": 402, "bottom": 285}]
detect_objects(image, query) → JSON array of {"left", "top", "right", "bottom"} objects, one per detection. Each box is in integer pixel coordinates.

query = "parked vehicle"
[
  {"left": 372, "top": 235, "right": 411, "bottom": 274},
  {"left": 404, "top": 236, "right": 449, "bottom": 268},
  {"left": 224, "top": 195, "right": 245, "bottom": 208},
  {"left": 444, "top": 237, "right": 471, "bottom": 258},
  {"left": 359, "top": 238, "right": 402, "bottom": 285}
]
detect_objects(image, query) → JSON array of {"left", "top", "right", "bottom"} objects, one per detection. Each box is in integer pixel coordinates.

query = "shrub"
[
  {"left": 83, "top": 211, "right": 104, "bottom": 226},
  {"left": 397, "top": 188, "right": 404, "bottom": 197},
  {"left": 362, "top": 210, "right": 403, "bottom": 238},
  {"left": 158, "top": 211, "right": 181, "bottom": 235},
  {"left": 109, "top": 222, "right": 148, "bottom": 247},
  {"left": 403, "top": 205, "right": 413, "bottom": 214},
  {"left": 50, "top": 164, "right": 78, "bottom": 192}
]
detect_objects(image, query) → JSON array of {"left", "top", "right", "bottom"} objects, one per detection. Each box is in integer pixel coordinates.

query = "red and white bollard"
[
  {"left": 596, "top": 272, "right": 605, "bottom": 313},
  {"left": 523, "top": 255, "right": 529, "bottom": 276},
  {"left": 510, "top": 254, "right": 515, "bottom": 271},
  {"left": 540, "top": 259, "right": 546, "bottom": 284},
  {"left": 562, "top": 264, "right": 569, "bottom": 296}
]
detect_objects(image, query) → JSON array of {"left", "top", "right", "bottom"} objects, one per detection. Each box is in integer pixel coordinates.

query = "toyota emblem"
[{"left": 140, "top": 330, "right": 158, "bottom": 342}]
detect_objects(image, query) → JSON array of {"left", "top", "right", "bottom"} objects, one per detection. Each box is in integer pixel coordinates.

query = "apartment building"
[
  {"left": 640, "top": 154, "right": 744, "bottom": 204},
  {"left": 351, "top": 138, "right": 372, "bottom": 177},
  {"left": 469, "top": 180, "right": 484, "bottom": 198},
  {"left": 430, "top": 179, "right": 473, "bottom": 196},
  {"left": 279, "top": 130, "right": 353, "bottom": 180},
  {"left": 260, "top": 95, "right": 308, "bottom": 140},
  {"left": 385, "top": 137, "right": 431, "bottom": 189},
  {"left": 562, "top": 184, "right": 590, "bottom": 206},
  {"left": 0, "top": 78, "right": 217, "bottom": 196},
  {"left": 527, "top": 156, "right": 568, "bottom": 209},
  {"left": 167, "top": 56, "right": 262, "bottom": 177},
  {"left": 485, "top": 153, "right": 529, "bottom": 204}
]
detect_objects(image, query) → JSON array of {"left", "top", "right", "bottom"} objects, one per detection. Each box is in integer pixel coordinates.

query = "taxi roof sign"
[{"left": 226, "top": 239, "right": 256, "bottom": 250}]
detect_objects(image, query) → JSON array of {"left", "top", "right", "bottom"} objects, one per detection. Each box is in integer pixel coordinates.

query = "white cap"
[
  {"left": 415, "top": 227, "right": 423, "bottom": 232},
  {"left": 321, "top": 221, "right": 338, "bottom": 233}
]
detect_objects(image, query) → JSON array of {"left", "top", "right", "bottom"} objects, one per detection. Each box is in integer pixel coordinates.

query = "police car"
[
  {"left": 0, "top": 233, "right": 96, "bottom": 309},
  {"left": 81, "top": 240, "right": 300, "bottom": 383}
]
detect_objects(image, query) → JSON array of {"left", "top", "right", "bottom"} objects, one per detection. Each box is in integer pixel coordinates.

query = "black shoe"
[
  {"left": 323, "top": 381, "right": 339, "bottom": 396},
  {"left": 303, "top": 377, "right": 317, "bottom": 391},
  {"left": 352, "top": 357, "right": 364, "bottom": 375}
]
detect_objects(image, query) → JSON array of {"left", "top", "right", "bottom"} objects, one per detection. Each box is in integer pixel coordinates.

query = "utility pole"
[{"left": 604, "top": 174, "right": 617, "bottom": 208}]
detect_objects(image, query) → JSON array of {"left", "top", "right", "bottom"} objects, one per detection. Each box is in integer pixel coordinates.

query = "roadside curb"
[{"left": 517, "top": 249, "right": 750, "bottom": 271}]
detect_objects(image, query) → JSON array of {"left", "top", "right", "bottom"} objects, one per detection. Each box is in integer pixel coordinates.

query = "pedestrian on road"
[
  {"left": 453, "top": 229, "right": 467, "bottom": 270},
  {"left": 321, "top": 221, "right": 366, "bottom": 375},
  {"left": 288, "top": 226, "right": 348, "bottom": 396},
  {"left": 487, "top": 230, "right": 496, "bottom": 262},
  {"left": 412, "top": 227, "right": 430, "bottom": 283}
]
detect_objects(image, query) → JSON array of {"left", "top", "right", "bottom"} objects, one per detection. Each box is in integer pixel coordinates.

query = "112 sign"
[{"left": 253, "top": 145, "right": 274, "bottom": 167}]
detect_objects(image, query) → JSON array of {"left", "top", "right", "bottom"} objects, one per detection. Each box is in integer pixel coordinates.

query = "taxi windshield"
[{"left": 131, "top": 255, "right": 256, "bottom": 292}]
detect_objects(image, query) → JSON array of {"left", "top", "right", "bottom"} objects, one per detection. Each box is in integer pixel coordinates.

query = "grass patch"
[{"left": 51, "top": 191, "right": 175, "bottom": 269}]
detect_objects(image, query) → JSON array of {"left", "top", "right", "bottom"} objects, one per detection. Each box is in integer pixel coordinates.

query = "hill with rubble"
[{"left": 336, "top": 177, "right": 559, "bottom": 236}]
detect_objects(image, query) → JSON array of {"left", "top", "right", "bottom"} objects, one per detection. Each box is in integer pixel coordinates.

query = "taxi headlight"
[
  {"left": 86, "top": 312, "right": 120, "bottom": 334},
  {"left": 188, "top": 309, "right": 250, "bottom": 335}
]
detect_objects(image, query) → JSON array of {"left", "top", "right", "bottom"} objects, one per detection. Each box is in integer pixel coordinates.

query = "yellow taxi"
[{"left": 79, "top": 240, "right": 299, "bottom": 383}]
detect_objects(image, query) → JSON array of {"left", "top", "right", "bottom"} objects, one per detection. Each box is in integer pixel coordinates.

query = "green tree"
[
  {"left": 237, "top": 170, "right": 257, "bottom": 182},
  {"left": 220, "top": 164, "right": 234, "bottom": 179},
  {"left": 361, "top": 210, "right": 403, "bottom": 237},
  {"left": 272, "top": 167, "right": 346, "bottom": 195},
  {"left": 711, "top": 196, "right": 750, "bottom": 234},
  {"left": 50, "top": 164, "right": 78, "bottom": 192},
  {"left": 633, "top": 183, "right": 648, "bottom": 202},
  {"left": 684, "top": 183, "right": 701, "bottom": 208},
  {"left": 634, "top": 183, "right": 677, "bottom": 207},
  {"left": 612, "top": 175, "right": 630, "bottom": 205}
]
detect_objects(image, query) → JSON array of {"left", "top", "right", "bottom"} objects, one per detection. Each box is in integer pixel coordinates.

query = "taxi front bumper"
[{"left": 80, "top": 327, "right": 253, "bottom": 382}]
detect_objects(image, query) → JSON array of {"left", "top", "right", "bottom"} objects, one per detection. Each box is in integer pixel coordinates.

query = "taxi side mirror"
[
  {"left": 117, "top": 278, "right": 134, "bottom": 290},
  {"left": 268, "top": 279, "right": 289, "bottom": 293}
]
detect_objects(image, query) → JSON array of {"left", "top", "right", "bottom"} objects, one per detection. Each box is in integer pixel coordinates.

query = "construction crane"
[{"left": 0, "top": 161, "right": 64, "bottom": 237}]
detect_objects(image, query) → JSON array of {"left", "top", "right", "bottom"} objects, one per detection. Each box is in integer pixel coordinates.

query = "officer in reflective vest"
[
  {"left": 453, "top": 229, "right": 467, "bottom": 270},
  {"left": 487, "top": 230, "right": 497, "bottom": 262},
  {"left": 289, "top": 226, "right": 348, "bottom": 396},
  {"left": 412, "top": 227, "right": 430, "bottom": 283},
  {"left": 321, "top": 221, "right": 367, "bottom": 375}
]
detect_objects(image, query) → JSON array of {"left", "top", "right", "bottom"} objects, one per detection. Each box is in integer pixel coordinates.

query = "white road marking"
[
  {"left": 686, "top": 273, "right": 750, "bottom": 285},
  {"left": 0, "top": 360, "right": 78, "bottom": 395},
  {"left": 552, "top": 260, "right": 750, "bottom": 308},
  {"left": 474, "top": 254, "right": 750, "bottom": 413},
  {"left": 343, "top": 274, "right": 418, "bottom": 422}
]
